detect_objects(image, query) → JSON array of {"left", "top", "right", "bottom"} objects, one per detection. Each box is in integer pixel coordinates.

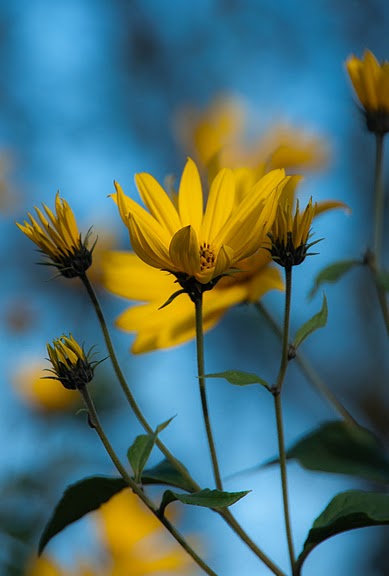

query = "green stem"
[
  {"left": 370, "top": 133, "right": 389, "bottom": 338},
  {"left": 78, "top": 386, "right": 217, "bottom": 576},
  {"left": 255, "top": 302, "right": 359, "bottom": 425},
  {"left": 80, "top": 273, "right": 201, "bottom": 490},
  {"left": 273, "top": 267, "right": 295, "bottom": 574},
  {"left": 194, "top": 292, "right": 223, "bottom": 491},
  {"left": 221, "top": 509, "right": 287, "bottom": 576},
  {"left": 82, "top": 273, "right": 286, "bottom": 569},
  {"left": 373, "top": 133, "right": 385, "bottom": 266}
]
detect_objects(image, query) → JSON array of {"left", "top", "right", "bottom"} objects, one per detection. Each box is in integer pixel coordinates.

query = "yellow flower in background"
[
  {"left": 13, "top": 362, "right": 79, "bottom": 412},
  {"left": 176, "top": 97, "right": 327, "bottom": 179},
  {"left": 102, "top": 250, "right": 283, "bottom": 353},
  {"left": 26, "top": 491, "right": 193, "bottom": 576},
  {"left": 346, "top": 50, "right": 389, "bottom": 133},
  {"left": 16, "top": 192, "right": 94, "bottom": 278},
  {"left": 114, "top": 158, "right": 291, "bottom": 286}
]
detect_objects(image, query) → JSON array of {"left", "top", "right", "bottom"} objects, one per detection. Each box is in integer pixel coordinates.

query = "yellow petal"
[
  {"left": 128, "top": 213, "right": 172, "bottom": 270},
  {"left": 101, "top": 251, "right": 174, "bottom": 300},
  {"left": 169, "top": 225, "right": 200, "bottom": 276},
  {"left": 178, "top": 158, "right": 203, "bottom": 234},
  {"left": 315, "top": 200, "right": 351, "bottom": 217},
  {"left": 135, "top": 172, "right": 181, "bottom": 235},
  {"left": 362, "top": 50, "right": 380, "bottom": 109},
  {"left": 213, "top": 244, "right": 234, "bottom": 277},
  {"left": 200, "top": 168, "right": 235, "bottom": 243}
]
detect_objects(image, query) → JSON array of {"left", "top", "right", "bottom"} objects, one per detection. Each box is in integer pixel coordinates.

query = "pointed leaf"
[
  {"left": 38, "top": 476, "right": 126, "bottom": 555},
  {"left": 205, "top": 370, "right": 271, "bottom": 391},
  {"left": 159, "top": 488, "right": 250, "bottom": 515},
  {"left": 296, "top": 490, "right": 389, "bottom": 571},
  {"left": 142, "top": 459, "right": 196, "bottom": 493},
  {"left": 309, "top": 260, "right": 360, "bottom": 298},
  {"left": 127, "top": 417, "right": 175, "bottom": 482},
  {"left": 293, "top": 294, "right": 327, "bottom": 350},
  {"left": 269, "top": 421, "right": 389, "bottom": 484}
]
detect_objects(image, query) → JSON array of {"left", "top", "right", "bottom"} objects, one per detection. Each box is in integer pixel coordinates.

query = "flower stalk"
[{"left": 78, "top": 385, "right": 217, "bottom": 576}]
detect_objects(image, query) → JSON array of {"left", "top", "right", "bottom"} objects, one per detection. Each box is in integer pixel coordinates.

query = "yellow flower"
[
  {"left": 346, "top": 50, "right": 389, "bottom": 133},
  {"left": 13, "top": 361, "right": 79, "bottom": 412},
  {"left": 114, "top": 158, "right": 291, "bottom": 287},
  {"left": 176, "top": 97, "right": 327, "bottom": 178},
  {"left": 102, "top": 249, "right": 283, "bottom": 353},
  {"left": 26, "top": 491, "right": 193, "bottom": 576},
  {"left": 46, "top": 334, "right": 98, "bottom": 390},
  {"left": 16, "top": 192, "right": 94, "bottom": 278}
]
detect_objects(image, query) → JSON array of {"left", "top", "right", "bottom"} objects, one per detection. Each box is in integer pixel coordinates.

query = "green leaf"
[
  {"left": 309, "top": 259, "right": 360, "bottom": 298},
  {"left": 276, "top": 421, "right": 389, "bottom": 484},
  {"left": 296, "top": 490, "right": 389, "bottom": 571},
  {"left": 204, "top": 370, "right": 271, "bottom": 391},
  {"left": 377, "top": 271, "right": 389, "bottom": 292},
  {"left": 38, "top": 476, "right": 126, "bottom": 555},
  {"left": 142, "top": 459, "right": 196, "bottom": 493},
  {"left": 293, "top": 294, "right": 327, "bottom": 350},
  {"left": 127, "top": 417, "right": 175, "bottom": 482},
  {"left": 159, "top": 488, "right": 250, "bottom": 515}
]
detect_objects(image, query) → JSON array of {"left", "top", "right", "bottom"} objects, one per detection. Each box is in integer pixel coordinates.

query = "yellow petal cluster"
[
  {"left": 16, "top": 192, "right": 93, "bottom": 277},
  {"left": 115, "top": 158, "right": 291, "bottom": 285},
  {"left": 102, "top": 250, "right": 283, "bottom": 353},
  {"left": 17, "top": 192, "right": 81, "bottom": 260},
  {"left": 346, "top": 50, "right": 389, "bottom": 114},
  {"left": 46, "top": 334, "right": 94, "bottom": 390}
]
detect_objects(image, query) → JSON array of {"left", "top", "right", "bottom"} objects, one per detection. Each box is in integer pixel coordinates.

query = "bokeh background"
[{"left": 1, "top": 1, "right": 389, "bottom": 575}]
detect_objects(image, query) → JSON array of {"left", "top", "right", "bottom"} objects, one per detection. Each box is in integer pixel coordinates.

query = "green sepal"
[
  {"left": 296, "top": 490, "right": 389, "bottom": 572},
  {"left": 158, "top": 488, "right": 250, "bottom": 516},
  {"left": 293, "top": 293, "right": 327, "bottom": 350},
  {"left": 309, "top": 259, "right": 360, "bottom": 298},
  {"left": 204, "top": 370, "right": 271, "bottom": 391},
  {"left": 127, "top": 417, "right": 175, "bottom": 483}
]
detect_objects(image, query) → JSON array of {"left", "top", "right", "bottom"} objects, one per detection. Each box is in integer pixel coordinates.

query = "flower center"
[{"left": 199, "top": 242, "right": 216, "bottom": 271}]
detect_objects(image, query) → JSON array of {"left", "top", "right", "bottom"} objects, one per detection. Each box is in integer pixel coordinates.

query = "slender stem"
[
  {"left": 79, "top": 385, "right": 217, "bottom": 576},
  {"left": 82, "top": 272, "right": 288, "bottom": 569},
  {"left": 80, "top": 273, "right": 201, "bottom": 491},
  {"left": 373, "top": 133, "right": 385, "bottom": 266},
  {"left": 369, "top": 133, "right": 389, "bottom": 338},
  {"left": 255, "top": 302, "right": 359, "bottom": 425},
  {"left": 273, "top": 267, "right": 295, "bottom": 574},
  {"left": 274, "top": 392, "right": 295, "bottom": 574},
  {"left": 221, "top": 509, "right": 287, "bottom": 576},
  {"left": 274, "top": 267, "right": 292, "bottom": 394},
  {"left": 194, "top": 292, "right": 223, "bottom": 490}
]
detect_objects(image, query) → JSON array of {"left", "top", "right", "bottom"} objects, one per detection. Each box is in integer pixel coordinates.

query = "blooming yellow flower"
[
  {"left": 346, "top": 50, "right": 389, "bottom": 133},
  {"left": 16, "top": 192, "right": 94, "bottom": 278},
  {"left": 102, "top": 249, "right": 283, "bottom": 353},
  {"left": 114, "top": 158, "right": 291, "bottom": 286},
  {"left": 176, "top": 97, "right": 327, "bottom": 178},
  {"left": 13, "top": 361, "right": 79, "bottom": 412}
]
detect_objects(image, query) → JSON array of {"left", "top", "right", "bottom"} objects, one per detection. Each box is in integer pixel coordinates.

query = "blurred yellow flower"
[
  {"left": 176, "top": 97, "right": 327, "bottom": 178},
  {"left": 16, "top": 192, "right": 94, "bottom": 278},
  {"left": 26, "top": 491, "right": 193, "bottom": 576},
  {"left": 13, "top": 362, "right": 79, "bottom": 412},
  {"left": 114, "top": 157, "right": 290, "bottom": 286},
  {"left": 346, "top": 50, "right": 389, "bottom": 133},
  {"left": 102, "top": 249, "right": 283, "bottom": 353}
]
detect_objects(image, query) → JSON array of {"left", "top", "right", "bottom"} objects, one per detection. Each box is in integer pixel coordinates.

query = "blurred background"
[{"left": 1, "top": 0, "right": 389, "bottom": 574}]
